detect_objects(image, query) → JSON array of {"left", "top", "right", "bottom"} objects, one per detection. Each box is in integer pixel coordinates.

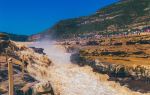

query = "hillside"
[
  {"left": 0, "top": 32, "right": 28, "bottom": 41},
  {"left": 31, "top": 0, "right": 150, "bottom": 40}
]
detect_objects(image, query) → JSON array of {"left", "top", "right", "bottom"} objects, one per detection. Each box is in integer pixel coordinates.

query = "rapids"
[{"left": 28, "top": 41, "right": 142, "bottom": 95}]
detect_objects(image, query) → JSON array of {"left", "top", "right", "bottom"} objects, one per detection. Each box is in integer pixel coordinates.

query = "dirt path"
[{"left": 28, "top": 42, "right": 144, "bottom": 95}]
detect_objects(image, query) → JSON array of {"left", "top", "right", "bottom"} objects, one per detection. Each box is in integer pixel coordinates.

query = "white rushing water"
[{"left": 29, "top": 41, "right": 138, "bottom": 95}]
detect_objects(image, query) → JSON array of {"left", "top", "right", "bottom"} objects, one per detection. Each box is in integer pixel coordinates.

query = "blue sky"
[{"left": 0, "top": 0, "right": 118, "bottom": 35}]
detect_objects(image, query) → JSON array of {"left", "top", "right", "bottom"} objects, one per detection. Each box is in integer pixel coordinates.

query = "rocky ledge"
[{"left": 0, "top": 40, "right": 54, "bottom": 95}]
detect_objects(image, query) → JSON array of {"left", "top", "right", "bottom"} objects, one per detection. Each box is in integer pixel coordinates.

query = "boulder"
[
  {"left": 30, "top": 47, "right": 46, "bottom": 55},
  {"left": 33, "top": 81, "right": 54, "bottom": 95}
]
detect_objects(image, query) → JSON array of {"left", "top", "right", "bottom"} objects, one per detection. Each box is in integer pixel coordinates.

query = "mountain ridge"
[
  {"left": 30, "top": 0, "right": 150, "bottom": 40},
  {"left": 0, "top": 32, "right": 28, "bottom": 41}
]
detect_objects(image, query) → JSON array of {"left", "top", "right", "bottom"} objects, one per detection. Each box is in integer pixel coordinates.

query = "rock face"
[
  {"left": 75, "top": 54, "right": 150, "bottom": 82},
  {"left": 70, "top": 52, "right": 150, "bottom": 93},
  {"left": 0, "top": 40, "right": 54, "bottom": 95}
]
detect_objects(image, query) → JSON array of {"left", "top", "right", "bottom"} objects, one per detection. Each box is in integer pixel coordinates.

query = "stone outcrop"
[
  {"left": 0, "top": 40, "right": 19, "bottom": 55},
  {"left": 16, "top": 81, "right": 54, "bottom": 95},
  {"left": 0, "top": 40, "right": 54, "bottom": 95},
  {"left": 30, "top": 47, "right": 46, "bottom": 55},
  {"left": 72, "top": 53, "right": 150, "bottom": 84}
]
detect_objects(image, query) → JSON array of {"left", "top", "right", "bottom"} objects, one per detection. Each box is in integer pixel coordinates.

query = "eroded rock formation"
[{"left": 0, "top": 40, "right": 54, "bottom": 95}]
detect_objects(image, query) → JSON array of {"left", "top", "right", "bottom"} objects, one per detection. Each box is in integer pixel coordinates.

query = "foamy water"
[
  {"left": 29, "top": 41, "right": 142, "bottom": 95},
  {"left": 30, "top": 41, "right": 71, "bottom": 64}
]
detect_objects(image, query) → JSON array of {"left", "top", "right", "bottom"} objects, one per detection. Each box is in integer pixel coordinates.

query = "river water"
[{"left": 29, "top": 41, "right": 139, "bottom": 95}]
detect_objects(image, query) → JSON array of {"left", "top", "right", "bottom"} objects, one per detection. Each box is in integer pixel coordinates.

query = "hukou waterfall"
[{"left": 28, "top": 41, "right": 140, "bottom": 95}]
